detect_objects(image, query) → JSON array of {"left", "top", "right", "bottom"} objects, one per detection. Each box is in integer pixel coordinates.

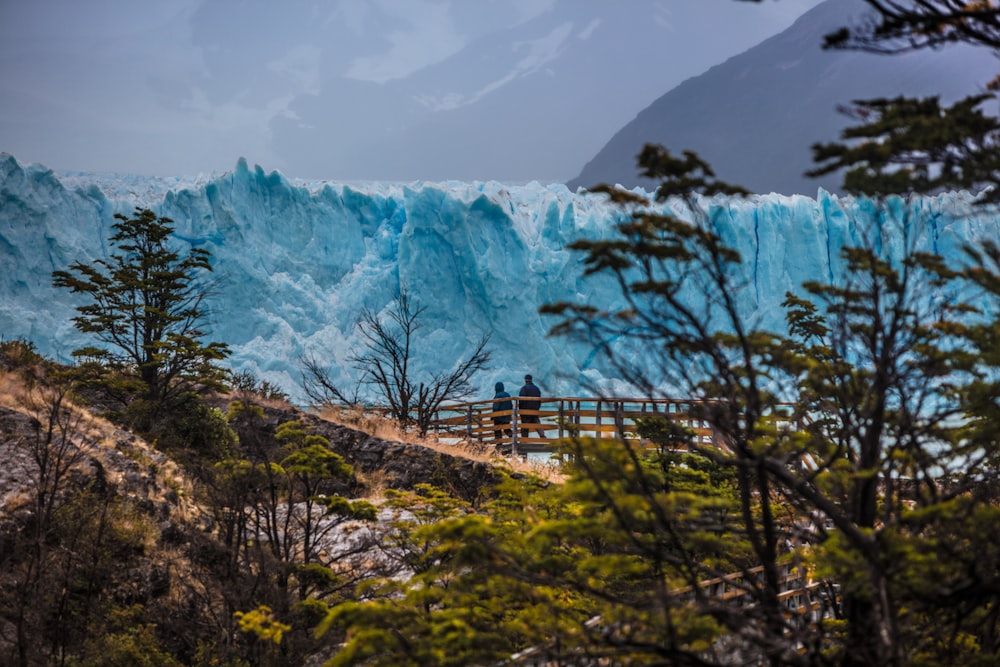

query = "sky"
[{"left": 0, "top": 0, "right": 825, "bottom": 183}]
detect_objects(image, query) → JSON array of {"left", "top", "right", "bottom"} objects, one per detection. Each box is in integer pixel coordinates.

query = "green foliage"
[
  {"left": 72, "top": 607, "right": 182, "bottom": 667},
  {"left": 127, "top": 396, "right": 238, "bottom": 460},
  {"left": 226, "top": 396, "right": 266, "bottom": 424},
  {"left": 230, "top": 368, "right": 289, "bottom": 402},
  {"left": 234, "top": 605, "right": 291, "bottom": 645},
  {"left": 0, "top": 336, "right": 44, "bottom": 369},
  {"left": 547, "top": 438, "right": 755, "bottom": 661},
  {"left": 807, "top": 94, "right": 1000, "bottom": 200},
  {"left": 14, "top": 7, "right": 1000, "bottom": 667},
  {"left": 173, "top": 401, "right": 238, "bottom": 457},
  {"left": 201, "top": 415, "right": 378, "bottom": 664},
  {"left": 320, "top": 478, "right": 593, "bottom": 666},
  {"left": 319, "top": 450, "right": 757, "bottom": 666},
  {"left": 543, "top": 141, "right": 1000, "bottom": 663},
  {"left": 52, "top": 207, "right": 230, "bottom": 413}
]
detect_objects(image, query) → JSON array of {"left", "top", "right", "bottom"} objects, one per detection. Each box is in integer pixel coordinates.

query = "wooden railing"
[
  {"left": 430, "top": 396, "right": 801, "bottom": 457},
  {"left": 430, "top": 396, "right": 720, "bottom": 455}
]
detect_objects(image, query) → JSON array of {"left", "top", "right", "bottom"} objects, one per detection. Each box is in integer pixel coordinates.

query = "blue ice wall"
[{"left": 1, "top": 154, "right": 996, "bottom": 403}]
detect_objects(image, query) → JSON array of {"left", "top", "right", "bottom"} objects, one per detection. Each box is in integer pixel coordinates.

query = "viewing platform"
[{"left": 429, "top": 396, "right": 761, "bottom": 457}]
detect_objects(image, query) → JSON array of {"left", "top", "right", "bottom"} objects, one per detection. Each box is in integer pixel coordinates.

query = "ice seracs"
[{"left": 0, "top": 153, "right": 995, "bottom": 403}]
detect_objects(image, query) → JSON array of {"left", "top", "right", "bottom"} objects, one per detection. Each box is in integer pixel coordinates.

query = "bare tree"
[
  {"left": 301, "top": 292, "right": 491, "bottom": 436},
  {"left": 0, "top": 381, "right": 120, "bottom": 666},
  {"left": 300, "top": 354, "right": 362, "bottom": 408}
]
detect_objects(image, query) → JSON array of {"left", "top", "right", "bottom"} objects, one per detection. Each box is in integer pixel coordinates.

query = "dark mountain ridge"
[{"left": 568, "top": 0, "right": 997, "bottom": 195}]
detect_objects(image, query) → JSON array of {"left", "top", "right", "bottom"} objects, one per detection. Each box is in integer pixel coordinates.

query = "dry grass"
[
  {"left": 1, "top": 364, "right": 566, "bottom": 511},
  {"left": 0, "top": 367, "right": 200, "bottom": 520},
  {"left": 316, "top": 405, "right": 567, "bottom": 483},
  {"left": 353, "top": 467, "right": 390, "bottom": 499},
  {"left": 0, "top": 371, "right": 24, "bottom": 410}
]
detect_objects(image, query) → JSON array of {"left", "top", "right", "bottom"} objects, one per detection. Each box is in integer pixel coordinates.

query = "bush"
[
  {"left": 230, "top": 368, "right": 289, "bottom": 403},
  {"left": 75, "top": 607, "right": 182, "bottom": 667},
  {"left": 0, "top": 337, "right": 42, "bottom": 369},
  {"left": 163, "top": 399, "right": 238, "bottom": 461}
]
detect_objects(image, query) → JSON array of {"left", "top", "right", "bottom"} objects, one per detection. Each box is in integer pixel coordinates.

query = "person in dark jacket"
[
  {"left": 492, "top": 382, "right": 513, "bottom": 439},
  {"left": 518, "top": 374, "right": 545, "bottom": 438}
]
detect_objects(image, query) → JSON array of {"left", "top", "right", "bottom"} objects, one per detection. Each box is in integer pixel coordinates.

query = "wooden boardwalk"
[{"left": 430, "top": 395, "right": 799, "bottom": 457}]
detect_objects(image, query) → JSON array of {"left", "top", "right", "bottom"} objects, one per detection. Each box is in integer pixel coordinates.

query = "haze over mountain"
[
  {"left": 569, "top": 0, "right": 999, "bottom": 196},
  {"left": 0, "top": 0, "right": 822, "bottom": 182}
]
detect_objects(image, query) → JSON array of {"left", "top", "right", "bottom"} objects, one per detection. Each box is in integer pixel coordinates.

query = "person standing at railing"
[
  {"left": 518, "top": 374, "right": 546, "bottom": 438},
  {"left": 492, "top": 382, "right": 513, "bottom": 439}
]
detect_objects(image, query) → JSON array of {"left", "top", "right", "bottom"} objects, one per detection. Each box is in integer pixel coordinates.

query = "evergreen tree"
[
  {"left": 320, "top": 478, "right": 607, "bottom": 666},
  {"left": 540, "top": 144, "right": 1000, "bottom": 665},
  {"left": 322, "top": 4, "right": 1000, "bottom": 660},
  {"left": 52, "top": 207, "right": 229, "bottom": 418},
  {"left": 820, "top": 0, "right": 1000, "bottom": 53},
  {"left": 217, "top": 408, "right": 379, "bottom": 663},
  {"left": 807, "top": 94, "right": 1000, "bottom": 201}
]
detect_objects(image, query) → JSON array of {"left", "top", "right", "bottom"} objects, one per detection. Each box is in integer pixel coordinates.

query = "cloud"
[
  {"left": 652, "top": 1, "right": 674, "bottom": 31},
  {"left": 344, "top": 0, "right": 466, "bottom": 84},
  {"left": 267, "top": 45, "right": 323, "bottom": 95},
  {"left": 577, "top": 18, "right": 601, "bottom": 41}
]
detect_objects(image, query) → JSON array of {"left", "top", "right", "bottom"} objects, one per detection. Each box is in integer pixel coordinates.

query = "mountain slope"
[
  {"left": 0, "top": 0, "right": 823, "bottom": 182},
  {"left": 568, "top": 0, "right": 997, "bottom": 195},
  {"left": 269, "top": 0, "right": 825, "bottom": 182},
  {"left": 0, "top": 340, "right": 508, "bottom": 664}
]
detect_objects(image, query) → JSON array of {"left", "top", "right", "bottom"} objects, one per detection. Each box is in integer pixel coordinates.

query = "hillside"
[{"left": 0, "top": 340, "right": 508, "bottom": 665}]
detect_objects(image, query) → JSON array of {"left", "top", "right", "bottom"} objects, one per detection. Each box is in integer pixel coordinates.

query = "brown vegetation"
[{"left": 0, "top": 341, "right": 538, "bottom": 665}]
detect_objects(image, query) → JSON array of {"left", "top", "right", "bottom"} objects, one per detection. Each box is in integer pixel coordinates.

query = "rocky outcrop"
[{"left": 223, "top": 399, "right": 503, "bottom": 505}]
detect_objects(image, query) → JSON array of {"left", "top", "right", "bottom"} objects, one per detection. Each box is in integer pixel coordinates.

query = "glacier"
[{"left": 1, "top": 152, "right": 997, "bottom": 405}]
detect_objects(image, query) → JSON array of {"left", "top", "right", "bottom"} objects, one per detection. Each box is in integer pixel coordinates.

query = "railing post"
[
  {"left": 558, "top": 400, "right": 565, "bottom": 440},
  {"left": 615, "top": 400, "right": 625, "bottom": 440},
  {"left": 511, "top": 399, "right": 519, "bottom": 457},
  {"left": 595, "top": 400, "right": 602, "bottom": 439},
  {"left": 466, "top": 405, "right": 473, "bottom": 439}
]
